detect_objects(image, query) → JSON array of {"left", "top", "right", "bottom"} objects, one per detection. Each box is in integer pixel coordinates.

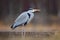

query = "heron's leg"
[
  {"left": 22, "top": 24, "right": 25, "bottom": 35},
  {"left": 21, "top": 24, "right": 25, "bottom": 40}
]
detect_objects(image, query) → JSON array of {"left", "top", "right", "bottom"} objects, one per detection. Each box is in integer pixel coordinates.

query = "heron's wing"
[
  {"left": 13, "top": 12, "right": 29, "bottom": 27},
  {"left": 27, "top": 13, "right": 34, "bottom": 23}
]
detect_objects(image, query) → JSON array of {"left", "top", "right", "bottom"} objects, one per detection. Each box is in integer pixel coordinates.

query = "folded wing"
[{"left": 12, "top": 12, "right": 29, "bottom": 28}]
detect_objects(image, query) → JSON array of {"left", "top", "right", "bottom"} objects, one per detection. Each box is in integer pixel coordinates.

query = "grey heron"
[{"left": 11, "top": 9, "right": 40, "bottom": 29}]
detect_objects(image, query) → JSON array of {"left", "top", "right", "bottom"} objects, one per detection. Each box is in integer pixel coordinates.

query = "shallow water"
[
  {"left": 0, "top": 32, "right": 56, "bottom": 40},
  {"left": 0, "top": 22, "right": 59, "bottom": 40}
]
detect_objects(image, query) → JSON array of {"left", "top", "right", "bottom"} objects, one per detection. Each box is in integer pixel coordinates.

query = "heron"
[
  {"left": 11, "top": 8, "right": 40, "bottom": 29},
  {"left": 11, "top": 8, "right": 40, "bottom": 39}
]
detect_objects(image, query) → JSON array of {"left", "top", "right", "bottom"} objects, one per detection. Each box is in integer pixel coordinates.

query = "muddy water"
[
  {"left": 0, "top": 22, "right": 60, "bottom": 40},
  {"left": 0, "top": 31, "right": 60, "bottom": 40}
]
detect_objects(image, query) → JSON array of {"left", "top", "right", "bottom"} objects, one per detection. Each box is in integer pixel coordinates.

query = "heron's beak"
[{"left": 33, "top": 9, "right": 40, "bottom": 12}]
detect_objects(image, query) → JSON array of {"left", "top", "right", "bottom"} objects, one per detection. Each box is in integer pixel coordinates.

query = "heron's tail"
[
  {"left": 11, "top": 24, "right": 15, "bottom": 30},
  {"left": 11, "top": 24, "right": 23, "bottom": 30}
]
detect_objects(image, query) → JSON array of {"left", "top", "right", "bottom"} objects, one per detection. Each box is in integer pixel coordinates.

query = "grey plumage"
[{"left": 11, "top": 9, "right": 40, "bottom": 29}]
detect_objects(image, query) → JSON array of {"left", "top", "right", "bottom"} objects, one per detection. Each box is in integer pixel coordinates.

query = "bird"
[{"left": 11, "top": 8, "right": 40, "bottom": 29}]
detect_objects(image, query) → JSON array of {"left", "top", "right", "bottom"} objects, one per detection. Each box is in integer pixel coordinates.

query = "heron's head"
[{"left": 27, "top": 8, "right": 40, "bottom": 13}]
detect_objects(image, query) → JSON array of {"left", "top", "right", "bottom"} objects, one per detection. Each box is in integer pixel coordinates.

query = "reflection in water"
[{"left": 0, "top": 31, "right": 59, "bottom": 40}]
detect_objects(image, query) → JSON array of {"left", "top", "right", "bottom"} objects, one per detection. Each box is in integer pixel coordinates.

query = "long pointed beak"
[{"left": 33, "top": 9, "right": 40, "bottom": 12}]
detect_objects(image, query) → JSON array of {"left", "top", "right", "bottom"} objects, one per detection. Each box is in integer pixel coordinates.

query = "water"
[
  {"left": 0, "top": 31, "right": 58, "bottom": 40},
  {"left": 0, "top": 23, "right": 59, "bottom": 40}
]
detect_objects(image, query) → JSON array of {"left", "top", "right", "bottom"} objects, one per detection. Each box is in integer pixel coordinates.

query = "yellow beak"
[{"left": 33, "top": 9, "right": 40, "bottom": 12}]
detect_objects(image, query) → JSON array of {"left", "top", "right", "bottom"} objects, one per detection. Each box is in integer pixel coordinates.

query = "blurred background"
[{"left": 0, "top": 0, "right": 60, "bottom": 40}]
